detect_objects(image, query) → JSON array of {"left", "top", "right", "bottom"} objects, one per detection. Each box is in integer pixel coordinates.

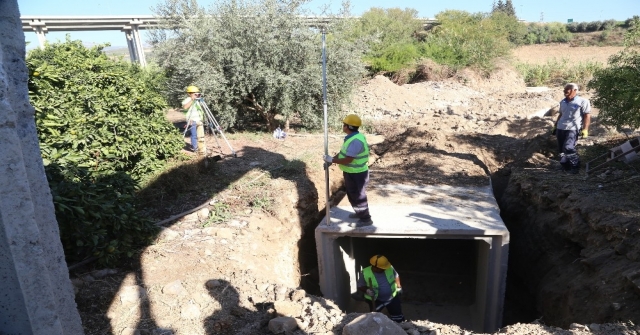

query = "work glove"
[
  {"left": 396, "top": 287, "right": 403, "bottom": 296},
  {"left": 580, "top": 129, "right": 588, "bottom": 138},
  {"left": 551, "top": 125, "right": 557, "bottom": 136},
  {"left": 365, "top": 289, "right": 375, "bottom": 297},
  {"left": 323, "top": 155, "right": 333, "bottom": 163}
]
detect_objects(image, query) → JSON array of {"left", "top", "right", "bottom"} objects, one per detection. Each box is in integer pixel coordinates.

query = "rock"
[
  {"left": 202, "top": 227, "right": 216, "bottom": 235},
  {"left": 197, "top": 207, "right": 210, "bottom": 220},
  {"left": 183, "top": 212, "right": 199, "bottom": 222},
  {"left": 228, "top": 220, "right": 248, "bottom": 228},
  {"left": 162, "top": 280, "right": 188, "bottom": 296},
  {"left": 217, "top": 227, "right": 234, "bottom": 239},
  {"left": 158, "top": 228, "right": 180, "bottom": 241},
  {"left": 119, "top": 285, "right": 147, "bottom": 304},
  {"left": 91, "top": 268, "right": 117, "bottom": 279},
  {"left": 570, "top": 323, "right": 588, "bottom": 331},
  {"left": 291, "top": 289, "right": 306, "bottom": 302},
  {"left": 274, "top": 300, "right": 303, "bottom": 318},
  {"left": 589, "top": 324, "right": 601, "bottom": 331},
  {"left": 342, "top": 313, "right": 405, "bottom": 335},
  {"left": 268, "top": 317, "right": 298, "bottom": 334},
  {"left": 180, "top": 304, "right": 201, "bottom": 320},
  {"left": 205, "top": 279, "right": 221, "bottom": 289}
]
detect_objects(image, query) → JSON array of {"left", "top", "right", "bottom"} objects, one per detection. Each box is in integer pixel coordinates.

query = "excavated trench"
[{"left": 297, "top": 139, "right": 640, "bottom": 331}]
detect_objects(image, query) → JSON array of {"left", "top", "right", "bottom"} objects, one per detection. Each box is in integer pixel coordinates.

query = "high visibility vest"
[
  {"left": 185, "top": 99, "right": 204, "bottom": 122},
  {"left": 362, "top": 266, "right": 398, "bottom": 301},
  {"left": 338, "top": 133, "right": 369, "bottom": 173}
]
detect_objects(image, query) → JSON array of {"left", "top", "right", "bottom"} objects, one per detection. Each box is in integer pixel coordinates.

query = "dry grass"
[{"left": 512, "top": 43, "right": 624, "bottom": 65}]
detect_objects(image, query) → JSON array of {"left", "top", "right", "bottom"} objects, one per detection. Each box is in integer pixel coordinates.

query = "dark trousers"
[
  {"left": 343, "top": 170, "right": 370, "bottom": 219},
  {"left": 367, "top": 295, "right": 405, "bottom": 322},
  {"left": 557, "top": 129, "right": 579, "bottom": 169}
]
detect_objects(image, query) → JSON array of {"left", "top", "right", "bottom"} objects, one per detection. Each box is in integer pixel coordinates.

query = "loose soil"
[{"left": 72, "top": 51, "right": 640, "bottom": 335}]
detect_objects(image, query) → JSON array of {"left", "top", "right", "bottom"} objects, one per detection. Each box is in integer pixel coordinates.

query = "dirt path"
[{"left": 72, "top": 64, "right": 640, "bottom": 335}]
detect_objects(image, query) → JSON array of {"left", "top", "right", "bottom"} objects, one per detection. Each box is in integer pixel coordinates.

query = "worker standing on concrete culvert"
[
  {"left": 551, "top": 83, "right": 591, "bottom": 174},
  {"left": 323, "top": 114, "right": 372, "bottom": 227},
  {"left": 357, "top": 255, "right": 405, "bottom": 322},
  {"left": 182, "top": 85, "right": 205, "bottom": 153}
]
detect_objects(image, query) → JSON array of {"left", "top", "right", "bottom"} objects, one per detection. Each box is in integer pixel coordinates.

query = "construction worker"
[
  {"left": 552, "top": 83, "right": 591, "bottom": 174},
  {"left": 324, "top": 114, "right": 372, "bottom": 227},
  {"left": 357, "top": 255, "right": 405, "bottom": 322},
  {"left": 182, "top": 85, "right": 205, "bottom": 153}
]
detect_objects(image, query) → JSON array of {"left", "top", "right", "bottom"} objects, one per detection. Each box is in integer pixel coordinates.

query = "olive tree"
[
  {"left": 588, "top": 18, "right": 640, "bottom": 129},
  {"left": 149, "top": 0, "right": 366, "bottom": 131}
]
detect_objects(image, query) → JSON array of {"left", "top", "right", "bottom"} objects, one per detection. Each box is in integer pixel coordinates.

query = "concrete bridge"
[{"left": 21, "top": 15, "right": 437, "bottom": 67}]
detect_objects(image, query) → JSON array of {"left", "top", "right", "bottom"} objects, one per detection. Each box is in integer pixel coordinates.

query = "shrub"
[
  {"left": 27, "top": 38, "right": 183, "bottom": 265},
  {"left": 588, "top": 25, "right": 640, "bottom": 129},
  {"left": 366, "top": 42, "right": 420, "bottom": 72},
  {"left": 150, "top": 0, "right": 365, "bottom": 131},
  {"left": 516, "top": 58, "right": 603, "bottom": 87},
  {"left": 419, "top": 10, "right": 512, "bottom": 74}
]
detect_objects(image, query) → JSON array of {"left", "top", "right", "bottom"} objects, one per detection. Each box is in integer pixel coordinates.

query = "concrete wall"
[{"left": 0, "top": 1, "right": 84, "bottom": 334}]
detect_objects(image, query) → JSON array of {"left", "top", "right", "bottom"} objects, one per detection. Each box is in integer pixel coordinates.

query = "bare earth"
[
  {"left": 72, "top": 54, "right": 640, "bottom": 335},
  {"left": 511, "top": 44, "right": 624, "bottom": 65}
]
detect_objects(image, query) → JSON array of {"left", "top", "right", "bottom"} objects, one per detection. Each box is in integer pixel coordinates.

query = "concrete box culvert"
[{"left": 315, "top": 184, "right": 509, "bottom": 333}]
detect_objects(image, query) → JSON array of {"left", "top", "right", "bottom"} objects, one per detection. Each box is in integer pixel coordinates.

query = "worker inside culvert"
[{"left": 357, "top": 255, "right": 405, "bottom": 322}]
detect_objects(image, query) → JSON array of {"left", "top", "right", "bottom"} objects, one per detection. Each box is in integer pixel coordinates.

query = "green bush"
[
  {"left": 515, "top": 58, "right": 603, "bottom": 87},
  {"left": 419, "top": 10, "right": 512, "bottom": 74},
  {"left": 588, "top": 25, "right": 640, "bottom": 129},
  {"left": 366, "top": 42, "right": 420, "bottom": 72},
  {"left": 524, "top": 23, "right": 572, "bottom": 44},
  {"left": 27, "top": 38, "right": 184, "bottom": 265}
]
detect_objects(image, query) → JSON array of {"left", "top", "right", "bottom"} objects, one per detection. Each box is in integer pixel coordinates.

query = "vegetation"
[
  {"left": 149, "top": 0, "right": 365, "bottom": 131},
  {"left": 491, "top": 0, "right": 516, "bottom": 18},
  {"left": 588, "top": 17, "right": 640, "bottom": 129},
  {"left": 515, "top": 59, "right": 603, "bottom": 87},
  {"left": 523, "top": 23, "right": 572, "bottom": 44},
  {"left": 27, "top": 38, "right": 183, "bottom": 265}
]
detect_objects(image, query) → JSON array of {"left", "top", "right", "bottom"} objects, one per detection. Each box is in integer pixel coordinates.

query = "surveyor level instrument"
[{"left": 184, "top": 96, "right": 237, "bottom": 157}]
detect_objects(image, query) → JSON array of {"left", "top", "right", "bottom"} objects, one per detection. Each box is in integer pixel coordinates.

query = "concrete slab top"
[{"left": 318, "top": 184, "right": 508, "bottom": 237}]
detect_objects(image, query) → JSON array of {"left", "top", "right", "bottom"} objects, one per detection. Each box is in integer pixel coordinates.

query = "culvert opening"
[
  {"left": 315, "top": 184, "right": 509, "bottom": 333},
  {"left": 340, "top": 237, "right": 481, "bottom": 329}
]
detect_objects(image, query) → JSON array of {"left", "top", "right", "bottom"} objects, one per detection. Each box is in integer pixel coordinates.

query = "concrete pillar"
[
  {"left": 123, "top": 29, "right": 139, "bottom": 63},
  {"left": 0, "top": 1, "right": 84, "bottom": 334},
  {"left": 130, "top": 19, "right": 146, "bottom": 67}
]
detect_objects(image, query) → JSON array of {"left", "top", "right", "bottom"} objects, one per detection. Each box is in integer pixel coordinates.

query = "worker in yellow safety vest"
[
  {"left": 323, "top": 114, "right": 372, "bottom": 227},
  {"left": 182, "top": 85, "right": 205, "bottom": 153},
  {"left": 357, "top": 255, "right": 405, "bottom": 322}
]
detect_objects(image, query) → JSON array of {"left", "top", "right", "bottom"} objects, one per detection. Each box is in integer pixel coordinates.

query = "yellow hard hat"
[
  {"left": 370, "top": 255, "right": 391, "bottom": 269},
  {"left": 186, "top": 85, "right": 200, "bottom": 93},
  {"left": 343, "top": 114, "right": 362, "bottom": 127}
]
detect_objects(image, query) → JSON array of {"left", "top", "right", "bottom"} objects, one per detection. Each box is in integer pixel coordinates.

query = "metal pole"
[{"left": 322, "top": 27, "right": 331, "bottom": 226}]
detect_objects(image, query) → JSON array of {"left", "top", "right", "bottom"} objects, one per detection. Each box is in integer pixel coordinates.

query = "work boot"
[
  {"left": 349, "top": 218, "right": 373, "bottom": 227},
  {"left": 348, "top": 213, "right": 360, "bottom": 218}
]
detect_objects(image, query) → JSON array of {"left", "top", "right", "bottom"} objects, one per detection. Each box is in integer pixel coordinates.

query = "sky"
[{"left": 19, "top": 0, "right": 640, "bottom": 49}]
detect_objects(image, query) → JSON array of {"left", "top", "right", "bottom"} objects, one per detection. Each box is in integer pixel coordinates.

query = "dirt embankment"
[{"left": 72, "top": 59, "right": 640, "bottom": 335}]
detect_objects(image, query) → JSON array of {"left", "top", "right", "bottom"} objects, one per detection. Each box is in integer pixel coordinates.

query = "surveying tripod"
[{"left": 184, "top": 96, "right": 237, "bottom": 157}]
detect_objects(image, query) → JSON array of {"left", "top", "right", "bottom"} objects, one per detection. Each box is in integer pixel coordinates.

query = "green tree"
[
  {"left": 588, "top": 23, "right": 640, "bottom": 129},
  {"left": 27, "top": 38, "right": 183, "bottom": 265},
  {"left": 492, "top": 0, "right": 516, "bottom": 18},
  {"left": 150, "top": 0, "right": 365, "bottom": 131},
  {"left": 421, "top": 10, "right": 513, "bottom": 73}
]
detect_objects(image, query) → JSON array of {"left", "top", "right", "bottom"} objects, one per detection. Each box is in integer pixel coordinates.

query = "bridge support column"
[
  {"left": 130, "top": 19, "right": 146, "bottom": 67},
  {"left": 123, "top": 29, "right": 139, "bottom": 64},
  {"left": 1, "top": 1, "right": 84, "bottom": 333}
]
